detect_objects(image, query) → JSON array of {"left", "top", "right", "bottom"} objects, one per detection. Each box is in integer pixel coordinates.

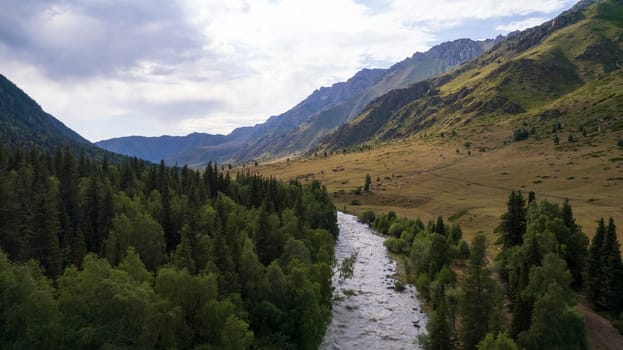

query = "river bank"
[{"left": 320, "top": 212, "right": 427, "bottom": 349}]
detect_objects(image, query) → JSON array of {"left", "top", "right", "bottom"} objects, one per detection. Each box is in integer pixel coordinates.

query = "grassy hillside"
[
  {"left": 318, "top": 0, "right": 623, "bottom": 154},
  {"left": 256, "top": 129, "right": 623, "bottom": 254}
]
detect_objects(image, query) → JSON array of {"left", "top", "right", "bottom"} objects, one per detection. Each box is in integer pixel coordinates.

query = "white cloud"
[
  {"left": 495, "top": 17, "right": 550, "bottom": 33},
  {"left": 0, "top": 0, "right": 576, "bottom": 141}
]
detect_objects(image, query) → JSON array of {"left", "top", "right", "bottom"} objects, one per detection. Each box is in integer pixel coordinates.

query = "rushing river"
[{"left": 320, "top": 212, "right": 428, "bottom": 350}]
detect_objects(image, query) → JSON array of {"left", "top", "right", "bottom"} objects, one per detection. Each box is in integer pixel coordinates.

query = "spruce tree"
[
  {"left": 461, "top": 233, "right": 497, "bottom": 350},
  {"left": 428, "top": 295, "right": 454, "bottom": 350},
  {"left": 31, "top": 177, "right": 64, "bottom": 277},
  {"left": 436, "top": 216, "right": 446, "bottom": 236},
  {"left": 587, "top": 219, "right": 606, "bottom": 306},
  {"left": 597, "top": 218, "right": 623, "bottom": 312},
  {"left": 364, "top": 174, "right": 372, "bottom": 192},
  {"left": 497, "top": 191, "right": 526, "bottom": 249},
  {"left": 560, "top": 199, "right": 588, "bottom": 288}
]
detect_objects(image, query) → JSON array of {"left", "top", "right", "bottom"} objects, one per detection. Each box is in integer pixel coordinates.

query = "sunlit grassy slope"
[
  {"left": 255, "top": 130, "right": 623, "bottom": 251},
  {"left": 318, "top": 0, "right": 623, "bottom": 155}
]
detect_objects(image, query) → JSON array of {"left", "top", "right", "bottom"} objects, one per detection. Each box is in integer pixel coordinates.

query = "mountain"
[
  {"left": 0, "top": 74, "right": 121, "bottom": 161},
  {"left": 233, "top": 38, "right": 497, "bottom": 161},
  {"left": 318, "top": 0, "right": 623, "bottom": 151},
  {"left": 98, "top": 38, "right": 495, "bottom": 165},
  {"left": 96, "top": 127, "right": 253, "bottom": 166}
]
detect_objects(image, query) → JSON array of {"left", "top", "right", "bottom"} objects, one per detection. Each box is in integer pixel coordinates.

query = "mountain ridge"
[
  {"left": 97, "top": 38, "right": 495, "bottom": 165},
  {"left": 0, "top": 74, "right": 123, "bottom": 161},
  {"left": 317, "top": 0, "right": 622, "bottom": 152}
]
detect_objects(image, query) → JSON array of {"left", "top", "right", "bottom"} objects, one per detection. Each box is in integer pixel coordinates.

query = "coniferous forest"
[
  {"left": 0, "top": 145, "right": 337, "bottom": 349},
  {"left": 364, "top": 190, "right": 623, "bottom": 350}
]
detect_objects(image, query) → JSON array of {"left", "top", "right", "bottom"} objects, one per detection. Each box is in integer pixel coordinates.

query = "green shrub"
[
  {"left": 394, "top": 280, "right": 406, "bottom": 292},
  {"left": 458, "top": 240, "right": 470, "bottom": 260},
  {"left": 400, "top": 229, "right": 416, "bottom": 245},
  {"left": 358, "top": 210, "right": 376, "bottom": 225},
  {"left": 415, "top": 273, "right": 431, "bottom": 300},
  {"left": 374, "top": 216, "right": 390, "bottom": 235},
  {"left": 514, "top": 128, "right": 529, "bottom": 141},
  {"left": 388, "top": 222, "right": 405, "bottom": 238},
  {"left": 384, "top": 237, "right": 408, "bottom": 254}
]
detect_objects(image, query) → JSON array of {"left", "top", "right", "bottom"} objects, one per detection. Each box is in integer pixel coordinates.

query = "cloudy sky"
[{"left": 0, "top": 0, "right": 576, "bottom": 142}]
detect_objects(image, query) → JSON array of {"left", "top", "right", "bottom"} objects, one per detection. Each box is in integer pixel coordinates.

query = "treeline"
[
  {"left": 362, "top": 191, "right": 623, "bottom": 350},
  {"left": 0, "top": 145, "right": 337, "bottom": 349}
]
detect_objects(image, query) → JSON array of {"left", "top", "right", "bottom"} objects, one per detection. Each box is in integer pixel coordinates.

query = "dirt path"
[{"left": 578, "top": 302, "right": 623, "bottom": 350}]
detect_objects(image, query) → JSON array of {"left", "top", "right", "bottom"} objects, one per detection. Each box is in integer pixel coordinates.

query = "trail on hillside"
[{"left": 578, "top": 302, "right": 623, "bottom": 350}]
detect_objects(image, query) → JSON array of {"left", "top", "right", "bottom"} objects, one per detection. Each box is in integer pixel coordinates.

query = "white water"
[{"left": 320, "top": 212, "right": 427, "bottom": 350}]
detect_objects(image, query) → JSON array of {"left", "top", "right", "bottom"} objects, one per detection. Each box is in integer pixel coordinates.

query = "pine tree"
[
  {"left": 560, "top": 199, "right": 588, "bottom": 289},
  {"left": 364, "top": 174, "right": 372, "bottom": 192},
  {"left": 510, "top": 234, "right": 540, "bottom": 339},
  {"left": 428, "top": 295, "right": 454, "bottom": 350},
  {"left": 59, "top": 148, "right": 80, "bottom": 253},
  {"left": 528, "top": 191, "right": 536, "bottom": 204},
  {"left": 450, "top": 224, "right": 463, "bottom": 244},
  {"left": 430, "top": 233, "right": 449, "bottom": 278},
  {"left": 597, "top": 218, "right": 623, "bottom": 312},
  {"left": 172, "top": 225, "right": 196, "bottom": 273},
  {"left": 587, "top": 219, "right": 606, "bottom": 306},
  {"left": 497, "top": 191, "right": 526, "bottom": 249},
  {"left": 30, "top": 177, "right": 64, "bottom": 277},
  {"left": 461, "top": 233, "right": 497, "bottom": 350},
  {"left": 436, "top": 216, "right": 446, "bottom": 236}
]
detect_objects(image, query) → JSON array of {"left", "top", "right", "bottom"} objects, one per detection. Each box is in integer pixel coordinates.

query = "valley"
[
  {"left": 1, "top": 0, "right": 623, "bottom": 349},
  {"left": 256, "top": 129, "right": 623, "bottom": 249}
]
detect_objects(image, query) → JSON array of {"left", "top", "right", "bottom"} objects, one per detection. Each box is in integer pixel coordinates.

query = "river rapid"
[{"left": 320, "top": 212, "right": 427, "bottom": 349}]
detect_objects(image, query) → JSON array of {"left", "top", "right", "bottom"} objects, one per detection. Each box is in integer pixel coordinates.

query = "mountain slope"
[
  {"left": 96, "top": 127, "right": 254, "bottom": 166},
  {"left": 98, "top": 38, "right": 494, "bottom": 165},
  {"left": 232, "top": 38, "right": 496, "bottom": 161},
  {"left": 0, "top": 74, "right": 121, "bottom": 160},
  {"left": 319, "top": 0, "right": 623, "bottom": 152}
]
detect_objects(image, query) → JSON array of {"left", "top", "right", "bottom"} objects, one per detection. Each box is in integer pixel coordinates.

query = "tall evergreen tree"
[
  {"left": 364, "top": 174, "right": 372, "bottom": 192},
  {"left": 427, "top": 294, "right": 454, "bottom": 350},
  {"left": 527, "top": 191, "right": 536, "bottom": 204},
  {"left": 436, "top": 216, "right": 446, "bottom": 236},
  {"left": 497, "top": 191, "right": 526, "bottom": 249},
  {"left": 461, "top": 233, "right": 497, "bottom": 350},
  {"left": 30, "top": 177, "right": 64, "bottom": 277},
  {"left": 559, "top": 199, "right": 588, "bottom": 288},
  {"left": 587, "top": 219, "right": 606, "bottom": 306},
  {"left": 596, "top": 218, "right": 623, "bottom": 312},
  {"left": 429, "top": 233, "right": 450, "bottom": 278}
]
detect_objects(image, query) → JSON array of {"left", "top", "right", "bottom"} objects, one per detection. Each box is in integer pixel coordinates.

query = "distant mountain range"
[
  {"left": 0, "top": 74, "right": 121, "bottom": 161},
  {"left": 97, "top": 38, "right": 497, "bottom": 166},
  {"left": 317, "top": 0, "right": 623, "bottom": 151}
]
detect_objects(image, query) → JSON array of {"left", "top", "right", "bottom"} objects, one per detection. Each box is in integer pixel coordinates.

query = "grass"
[
  {"left": 448, "top": 209, "right": 469, "bottom": 222},
  {"left": 254, "top": 131, "right": 623, "bottom": 252}
]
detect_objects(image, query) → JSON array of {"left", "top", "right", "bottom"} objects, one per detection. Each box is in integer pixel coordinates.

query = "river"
[{"left": 320, "top": 212, "right": 428, "bottom": 349}]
